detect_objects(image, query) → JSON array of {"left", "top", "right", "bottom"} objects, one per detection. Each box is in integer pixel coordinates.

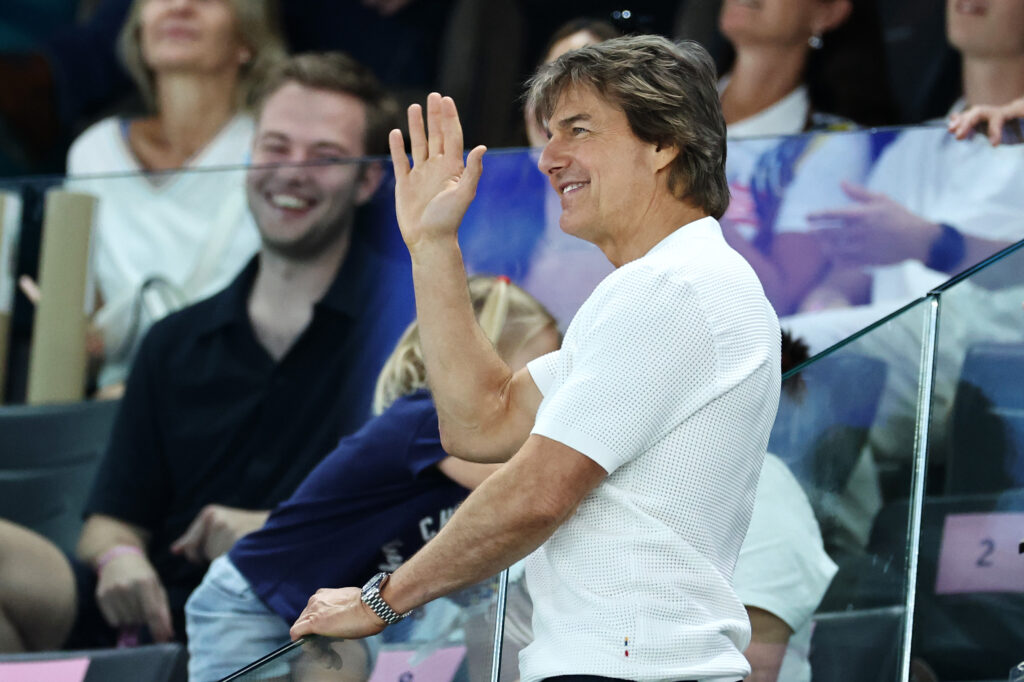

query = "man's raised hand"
[{"left": 389, "top": 93, "right": 486, "bottom": 252}]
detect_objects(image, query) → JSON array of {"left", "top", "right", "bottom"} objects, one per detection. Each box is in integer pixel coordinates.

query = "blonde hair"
[
  {"left": 372, "top": 277, "right": 558, "bottom": 415},
  {"left": 118, "top": 0, "right": 287, "bottom": 111}
]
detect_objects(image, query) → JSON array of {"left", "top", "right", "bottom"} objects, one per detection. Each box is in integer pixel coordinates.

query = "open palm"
[{"left": 389, "top": 93, "right": 486, "bottom": 250}]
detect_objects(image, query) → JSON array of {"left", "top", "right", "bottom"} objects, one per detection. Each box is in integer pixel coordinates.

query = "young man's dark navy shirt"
[
  {"left": 83, "top": 232, "right": 414, "bottom": 634},
  {"left": 230, "top": 390, "right": 467, "bottom": 623}
]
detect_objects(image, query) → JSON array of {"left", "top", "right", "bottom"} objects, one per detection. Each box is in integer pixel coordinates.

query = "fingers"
[
  {"left": 170, "top": 509, "right": 210, "bottom": 564},
  {"left": 440, "top": 96, "right": 464, "bottom": 160},
  {"left": 408, "top": 103, "right": 426, "bottom": 165},
  {"left": 427, "top": 92, "right": 444, "bottom": 158},
  {"left": 18, "top": 275, "right": 41, "bottom": 305},
  {"left": 389, "top": 129, "right": 410, "bottom": 178},
  {"left": 139, "top": 582, "right": 174, "bottom": 642},
  {"left": 986, "top": 113, "right": 1006, "bottom": 147},
  {"left": 458, "top": 145, "right": 487, "bottom": 202},
  {"left": 839, "top": 180, "right": 881, "bottom": 203}
]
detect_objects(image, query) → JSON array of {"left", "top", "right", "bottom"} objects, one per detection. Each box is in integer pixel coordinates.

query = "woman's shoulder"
[{"left": 67, "top": 116, "right": 131, "bottom": 174}]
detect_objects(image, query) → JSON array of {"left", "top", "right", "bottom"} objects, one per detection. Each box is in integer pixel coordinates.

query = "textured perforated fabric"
[{"left": 522, "top": 217, "right": 781, "bottom": 682}]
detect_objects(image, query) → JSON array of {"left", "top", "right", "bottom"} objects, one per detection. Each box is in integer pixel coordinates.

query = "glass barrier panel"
[
  {"left": 759, "top": 299, "right": 931, "bottom": 682},
  {"left": 218, "top": 577, "right": 502, "bottom": 682},
  {"left": 917, "top": 241, "right": 1024, "bottom": 681}
]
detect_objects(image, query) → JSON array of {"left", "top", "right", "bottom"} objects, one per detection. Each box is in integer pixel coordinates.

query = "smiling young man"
[
  {"left": 292, "top": 36, "right": 781, "bottom": 682},
  {"left": 0, "top": 52, "right": 414, "bottom": 651}
]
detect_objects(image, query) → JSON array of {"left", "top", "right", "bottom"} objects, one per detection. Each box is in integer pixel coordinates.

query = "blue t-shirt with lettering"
[{"left": 229, "top": 390, "right": 467, "bottom": 622}]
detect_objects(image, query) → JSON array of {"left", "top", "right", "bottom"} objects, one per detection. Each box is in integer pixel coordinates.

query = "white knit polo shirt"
[{"left": 522, "top": 216, "right": 781, "bottom": 682}]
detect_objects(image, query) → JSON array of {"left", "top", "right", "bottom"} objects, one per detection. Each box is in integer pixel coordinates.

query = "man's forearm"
[
  {"left": 380, "top": 436, "right": 606, "bottom": 613},
  {"left": 76, "top": 514, "right": 149, "bottom": 568},
  {"left": 409, "top": 238, "right": 526, "bottom": 460}
]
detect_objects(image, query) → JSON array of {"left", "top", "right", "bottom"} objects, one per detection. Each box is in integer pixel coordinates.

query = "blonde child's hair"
[{"left": 372, "top": 276, "right": 558, "bottom": 415}]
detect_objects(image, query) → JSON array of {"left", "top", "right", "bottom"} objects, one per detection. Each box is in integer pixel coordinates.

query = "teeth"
[
  {"left": 562, "top": 183, "right": 586, "bottom": 194},
  {"left": 271, "top": 194, "right": 310, "bottom": 209}
]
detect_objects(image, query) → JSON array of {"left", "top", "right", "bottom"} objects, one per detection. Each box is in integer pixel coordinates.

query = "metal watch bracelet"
[{"left": 360, "top": 571, "right": 410, "bottom": 625}]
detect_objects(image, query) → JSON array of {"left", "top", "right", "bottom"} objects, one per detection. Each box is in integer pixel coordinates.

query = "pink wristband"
[{"left": 95, "top": 544, "right": 144, "bottom": 575}]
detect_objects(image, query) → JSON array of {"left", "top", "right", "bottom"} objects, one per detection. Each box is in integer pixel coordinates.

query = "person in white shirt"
[
  {"left": 64, "top": 0, "right": 285, "bottom": 393},
  {"left": 795, "top": 0, "right": 1024, "bottom": 317},
  {"left": 291, "top": 35, "right": 781, "bottom": 682}
]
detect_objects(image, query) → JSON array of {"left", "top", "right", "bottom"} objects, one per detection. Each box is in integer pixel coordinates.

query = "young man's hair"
[
  {"left": 250, "top": 52, "right": 400, "bottom": 157},
  {"left": 527, "top": 35, "right": 729, "bottom": 219}
]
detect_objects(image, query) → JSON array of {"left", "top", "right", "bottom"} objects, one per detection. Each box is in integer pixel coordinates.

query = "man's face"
[
  {"left": 247, "top": 82, "right": 380, "bottom": 260},
  {"left": 537, "top": 86, "right": 666, "bottom": 250},
  {"left": 947, "top": 0, "right": 1024, "bottom": 58}
]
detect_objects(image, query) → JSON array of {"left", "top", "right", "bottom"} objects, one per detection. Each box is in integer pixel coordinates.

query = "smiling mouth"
[
  {"left": 561, "top": 182, "right": 588, "bottom": 195},
  {"left": 269, "top": 193, "right": 316, "bottom": 212}
]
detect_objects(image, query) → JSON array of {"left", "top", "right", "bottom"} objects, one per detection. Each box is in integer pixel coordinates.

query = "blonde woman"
[
  {"left": 184, "top": 276, "right": 559, "bottom": 681},
  {"left": 65, "top": 0, "right": 286, "bottom": 393}
]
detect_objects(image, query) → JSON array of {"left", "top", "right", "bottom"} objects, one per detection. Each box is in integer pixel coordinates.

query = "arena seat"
[
  {"left": 0, "top": 399, "right": 120, "bottom": 555},
  {"left": 0, "top": 643, "right": 186, "bottom": 682},
  {"left": 947, "top": 342, "right": 1024, "bottom": 495},
  {"left": 809, "top": 606, "right": 904, "bottom": 682}
]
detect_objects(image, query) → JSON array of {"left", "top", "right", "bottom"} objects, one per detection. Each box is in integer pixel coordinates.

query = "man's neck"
[
  {"left": 247, "top": 232, "right": 353, "bottom": 361},
  {"left": 961, "top": 53, "right": 1024, "bottom": 108},
  {"left": 600, "top": 202, "right": 709, "bottom": 267}
]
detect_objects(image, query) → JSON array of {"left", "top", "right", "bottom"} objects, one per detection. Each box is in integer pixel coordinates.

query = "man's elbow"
[{"left": 438, "top": 418, "right": 516, "bottom": 463}]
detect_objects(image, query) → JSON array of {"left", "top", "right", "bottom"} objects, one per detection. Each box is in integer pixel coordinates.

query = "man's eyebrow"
[
  {"left": 257, "top": 131, "right": 289, "bottom": 143},
  {"left": 555, "top": 113, "right": 592, "bottom": 129}
]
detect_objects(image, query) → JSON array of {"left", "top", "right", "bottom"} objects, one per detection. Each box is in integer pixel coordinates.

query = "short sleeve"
[
  {"left": 530, "top": 268, "right": 721, "bottom": 474},
  {"left": 526, "top": 349, "right": 560, "bottom": 396},
  {"left": 83, "top": 324, "right": 171, "bottom": 530},
  {"left": 732, "top": 455, "right": 837, "bottom": 631}
]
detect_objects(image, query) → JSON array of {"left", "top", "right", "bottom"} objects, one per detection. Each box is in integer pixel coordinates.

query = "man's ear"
[
  {"left": 355, "top": 161, "right": 384, "bottom": 205},
  {"left": 653, "top": 143, "right": 679, "bottom": 174}
]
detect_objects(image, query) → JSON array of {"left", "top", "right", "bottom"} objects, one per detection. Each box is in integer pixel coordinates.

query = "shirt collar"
[{"left": 198, "top": 229, "right": 381, "bottom": 336}]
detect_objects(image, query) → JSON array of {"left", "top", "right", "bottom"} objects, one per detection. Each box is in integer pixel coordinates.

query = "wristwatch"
[{"left": 360, "top": 572, "right": 410, "bottom": 625}]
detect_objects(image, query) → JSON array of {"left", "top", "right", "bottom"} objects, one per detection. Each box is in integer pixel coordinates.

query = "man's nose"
[{"left": 537, "top": 137, "right": 566, "bottom": 176}]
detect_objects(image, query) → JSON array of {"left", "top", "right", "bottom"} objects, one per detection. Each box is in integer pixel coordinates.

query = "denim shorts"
[{"left": 185, "top": 555, "right": 294, "bottom": 682}]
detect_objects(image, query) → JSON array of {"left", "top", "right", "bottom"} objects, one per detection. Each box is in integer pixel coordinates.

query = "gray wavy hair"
[{"left": 526, "top": 35, "right": 730, "bottom": 219}]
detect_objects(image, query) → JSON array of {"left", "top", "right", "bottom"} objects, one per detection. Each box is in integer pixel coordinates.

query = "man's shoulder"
[{"left": 136, "top": 283, "right": 238, "bottom": 360}]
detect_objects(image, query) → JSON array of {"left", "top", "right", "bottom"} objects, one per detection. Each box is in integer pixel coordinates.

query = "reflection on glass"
[
  {"left": 910, "top": 241, "right": 1024, "bottom": 680},
  {"left": 764, "top": 299, "right": 933, "bottom": 682},
  {"left": 219, "top": 578, "right": 500, "bottom": 681}
]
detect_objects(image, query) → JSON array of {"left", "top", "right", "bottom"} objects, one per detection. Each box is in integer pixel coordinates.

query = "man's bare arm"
[
  {"left": 77, "top": 514, "right": 150, "bottom": 567},
  {"left": 743, "top": 606, "right": 793, "bottom": 682},
  {"left": 290, "top": 435, "right": 607, "bottom": 640},
  {"left": 77, "top": 514, "right": 175, "bottom": 642},
  {"left": 390, "top": 93, "right": 543, "bottom": 462}
]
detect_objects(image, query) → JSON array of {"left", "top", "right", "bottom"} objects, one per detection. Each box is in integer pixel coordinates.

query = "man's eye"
[{"left": 572, "top": 127, "right": 588, "bottom": 135}]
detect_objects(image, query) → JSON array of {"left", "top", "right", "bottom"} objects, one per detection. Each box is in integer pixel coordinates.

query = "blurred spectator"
[
  {"left": 949, "top": 94, "right": 1024, "bottom": 146},
  {"left": 0, "top": 0, "right": 455, "bottom": 177},
  {"left": 798, "top": 0, "right": 1024, "bottom": 315},
  {"left": 0, "top": 51, "right": 413, "bottom": 651},
  {"left": 185, "top": 276, "right": 559, "bottom": 681},
  {"left": 64, "top": 0, "right": 285, "bottom": 393},
  {"left": 716, "top": 0, "right": 895, "bottom": 314}
]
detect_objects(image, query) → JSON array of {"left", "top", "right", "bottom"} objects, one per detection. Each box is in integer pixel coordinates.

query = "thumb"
[
  {"left": 458, "top": 145, "right": 487, "bottom": 200},
  {"left": 170, "top": 512, "right": 208, "bottom": 563}
]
